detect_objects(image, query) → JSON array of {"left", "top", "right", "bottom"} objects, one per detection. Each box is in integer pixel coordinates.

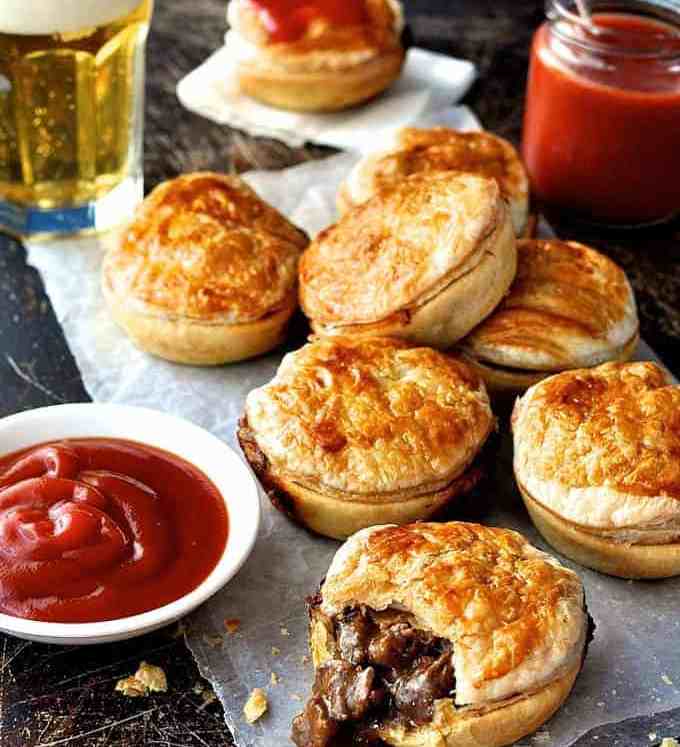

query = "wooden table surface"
[{"left": 0, "top": 1, "right": 678, "bottom": 744}]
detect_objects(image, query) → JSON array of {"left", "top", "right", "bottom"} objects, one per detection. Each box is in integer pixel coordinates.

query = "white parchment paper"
[
  {"left": 177, "top": 46, "right": 476, "bottom": 150},
  {"left": 25, "top": 119, "right": 680, "bottom": 747}
]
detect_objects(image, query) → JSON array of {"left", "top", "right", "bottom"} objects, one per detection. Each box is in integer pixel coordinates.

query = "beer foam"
[{"left": 0, "top": 0, "right": 145, "bottom": 36}]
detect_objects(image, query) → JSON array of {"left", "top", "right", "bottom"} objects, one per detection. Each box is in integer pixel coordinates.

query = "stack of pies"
[
  {"left": 300, "top": 127, "right": 639, "bottom": 398},
  {"left": 96, "top": 119, "right": 677, "bottom": 745}
]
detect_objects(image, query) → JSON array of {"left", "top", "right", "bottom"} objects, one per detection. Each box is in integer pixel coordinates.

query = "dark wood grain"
[{"left": 0, "top": 0, "right": 678, "bottom": 745}]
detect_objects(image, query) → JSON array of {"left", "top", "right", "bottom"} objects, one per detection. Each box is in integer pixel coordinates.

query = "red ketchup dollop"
[
  {"left": 0, "top": 439, "right": 229, "bottom": 623},
  {"left": 249, "top": 0, "right": 369, "bottom": 43}
]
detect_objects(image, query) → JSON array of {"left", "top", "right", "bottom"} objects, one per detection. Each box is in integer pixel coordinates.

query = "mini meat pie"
[
  {"left": 102, "top": 172, "right": 308, "bottom": 365},
  {"left": 513, "top": 361, "right": 680, "bottom": 579},
  {"left": 338, "top": 128, "right": 530, "bottom": 236},
  {"left": 459, "top": 239, "right": 639, "bottom": 395},
  {"left": 226, "top": 0, "right": 405, "bottom": 112},
  {"left": 292, "top": 521, "right": 589, "bottom": 747},
  {"left": 238, "top": 337, "right": 493, "bottom": 539},
  {"left": 300, "top": 172, "right": 517, "bottom": 349}
]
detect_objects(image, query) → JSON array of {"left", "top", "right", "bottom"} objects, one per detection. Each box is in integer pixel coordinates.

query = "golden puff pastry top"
[
  {"left": 344, "top": 128, "right": 528, "bottom": 211},
  {"left": 244, "top": 337, "right": 493, "bottom": 497},
  {"left": 462, "top": 240, "right": 639, "bottom": 371},
  {"left": 513, "top": 362, "right": 680, "bottom": 533},
  {"left": 227, "top": 0, "right": 403, "bottom": 72},
  {"left": 300, "top": 172, "right": 507, "bottom": 327},
  {"left": 321, "top": 522, "right": 587, "bottom": 706},
  {"left": 103, "top": 173, "right": 308, "bottom": 324}
]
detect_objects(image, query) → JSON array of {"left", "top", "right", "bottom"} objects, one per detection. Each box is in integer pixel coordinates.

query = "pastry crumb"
[
  {"left": 661, "top": 674, "right": 674, "bottom": 686},
  {"left": 280, "top": 626, "right": 291, "bottom": 637},
  {"left": 115, "top": 662, "right": 167, "bottom": 697},
  {"left": 202, "top": 633, "right": 224, "bottom": 648},
  {"left": 649, "top": 733, "right": 657, "bottom": 742},
  {"left": 291, "top": 693, "right": 302, "bottom": 701},
  {"left": 270, "top": 672, "right": 280, "bottom": 685},
  {"left": 224, "top": 618, "right": 241, "bottom": 634},
  {"left": 271, "top": 646, "right": 281, "bottom": 656},
  {"left": 532, "top": 732, "right": 551, "bottom": 743},
  {"left": 300, "top": 654, "right": 310, "bottom": 666},
  {"left": 135, "top": 662, "right": 168, "bottom": 692},
  {"left": 115, "top": 676, "right": 148, "bottom": 698},
  {"left": 244, "top": 688, "right": 268, "bottom": 723}
]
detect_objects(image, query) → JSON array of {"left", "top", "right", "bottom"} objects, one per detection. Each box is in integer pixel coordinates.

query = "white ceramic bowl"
[{"left": 0, "top": 403, "right": 260, "bottom": 645}]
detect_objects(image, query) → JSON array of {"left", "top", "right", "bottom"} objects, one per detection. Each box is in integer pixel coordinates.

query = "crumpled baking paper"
[
  {"left": 177, "top": 45, "right": 477, "bottom": 150},
  {"left": 26, "top": 128, "right": 680, "bottom": 747}
]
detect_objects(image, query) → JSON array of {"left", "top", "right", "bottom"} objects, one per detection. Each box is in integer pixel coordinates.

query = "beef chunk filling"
[
  {"left": 337, "top": 608, "right": 374, "bottom": 666},
  {"left": 391, "top": 651, "right": 455, "bottom": 724},
  {"left": 318, "top": 660, "right": 385, "bottom": 721},
  {"left": 368, "top": 622, "right": 438, "bottom": 670},
  {"left": 292, "top": 661, "right": 385, "bottom": 747},
  {"left": 292, "top": 697, "right": 339, "bottom": 747},
  {"left": 292, "top": 603, "right": 456, "bottom": 747}
]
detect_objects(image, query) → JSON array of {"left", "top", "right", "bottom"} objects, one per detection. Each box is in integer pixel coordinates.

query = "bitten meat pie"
[{"left": 292, "top": 521, "right": 590, "bottom": 746}]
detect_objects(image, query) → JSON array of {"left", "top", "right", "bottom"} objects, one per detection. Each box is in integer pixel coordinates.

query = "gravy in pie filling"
[{"left": 292, "top": 595, "right": 456, "bottom": 746}]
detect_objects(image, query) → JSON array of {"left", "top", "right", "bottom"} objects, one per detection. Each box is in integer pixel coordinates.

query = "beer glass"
[{"left": 0, "top": 0, "right": 153, "bottom": 237}]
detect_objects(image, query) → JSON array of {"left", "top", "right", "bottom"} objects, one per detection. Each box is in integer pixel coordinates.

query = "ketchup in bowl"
[
  {"left": 522, "top": 1, "right": 680, "bottom": 226},
  {"left": 0, "top": 439, "right": 229, "bottom": 623}
]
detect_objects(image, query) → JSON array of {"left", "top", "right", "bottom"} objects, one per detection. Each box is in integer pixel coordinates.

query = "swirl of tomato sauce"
[
  {"left": 0, "top": 439, "right": 228, "bottom": 623},
  {"left": 249, "top": 0, "right": 369, "bottom": 44}
]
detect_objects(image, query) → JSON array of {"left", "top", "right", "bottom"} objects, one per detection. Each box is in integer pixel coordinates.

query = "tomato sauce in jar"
[
  {"left": 248, "top": 0, "right": 369, "bottom": 43},
  {"left": 522, "top": 3, "right": 680, "bottom": 226},
  {"left": 0, "top": 439, "right": 229, "bottom": 623}
]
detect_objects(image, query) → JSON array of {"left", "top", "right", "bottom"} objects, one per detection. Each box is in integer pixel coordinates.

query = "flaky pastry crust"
[
  {"left": 461, "top": 240, "right": 639, "bottom": 377},
  {"left": 458, "top": 332, "right": 639, "bottom": 400},
  {"left": 239, "top": 416, "right": 486, "bottom": 539},
  {"left": 338, "top": 128, "right": 529, "bottom": 235},
  {"left": 300, "top": 172, "right": 517, "bottom": 348},
  {"left": 102, "top": 173, "right": 308, "bottom": 364},
  {"left": 104, "top": 173, "right": 307, "bottom": 323},
  {"left": 243, "top": 337, "right": 493, "bottom": 496},
  {"left": 521, "top": 486, "right": 680, "bottom": 579},
  {"left": 320, "top": 522, "right": 587, "bottom": 707},
  {"left": 513, "top": 362, "right": 680, "bottom": 574}
]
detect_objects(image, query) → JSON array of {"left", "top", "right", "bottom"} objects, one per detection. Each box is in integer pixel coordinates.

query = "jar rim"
[{"left": 548, "top": 0, "right": 680, "bottom": 58}]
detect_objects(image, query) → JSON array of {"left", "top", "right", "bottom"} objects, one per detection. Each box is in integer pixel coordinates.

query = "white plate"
[{"left": 0, "top": 403, "right": 260, "bottom": 645}]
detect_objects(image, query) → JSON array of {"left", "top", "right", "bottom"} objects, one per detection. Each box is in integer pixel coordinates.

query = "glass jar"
[{"left": 522, "top": 0, "right": 680, "bottom": 227}]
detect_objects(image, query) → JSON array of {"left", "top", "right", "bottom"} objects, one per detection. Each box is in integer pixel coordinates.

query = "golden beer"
[{"left": 0, "top": 0, "right": 153, "bottom": 235}]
